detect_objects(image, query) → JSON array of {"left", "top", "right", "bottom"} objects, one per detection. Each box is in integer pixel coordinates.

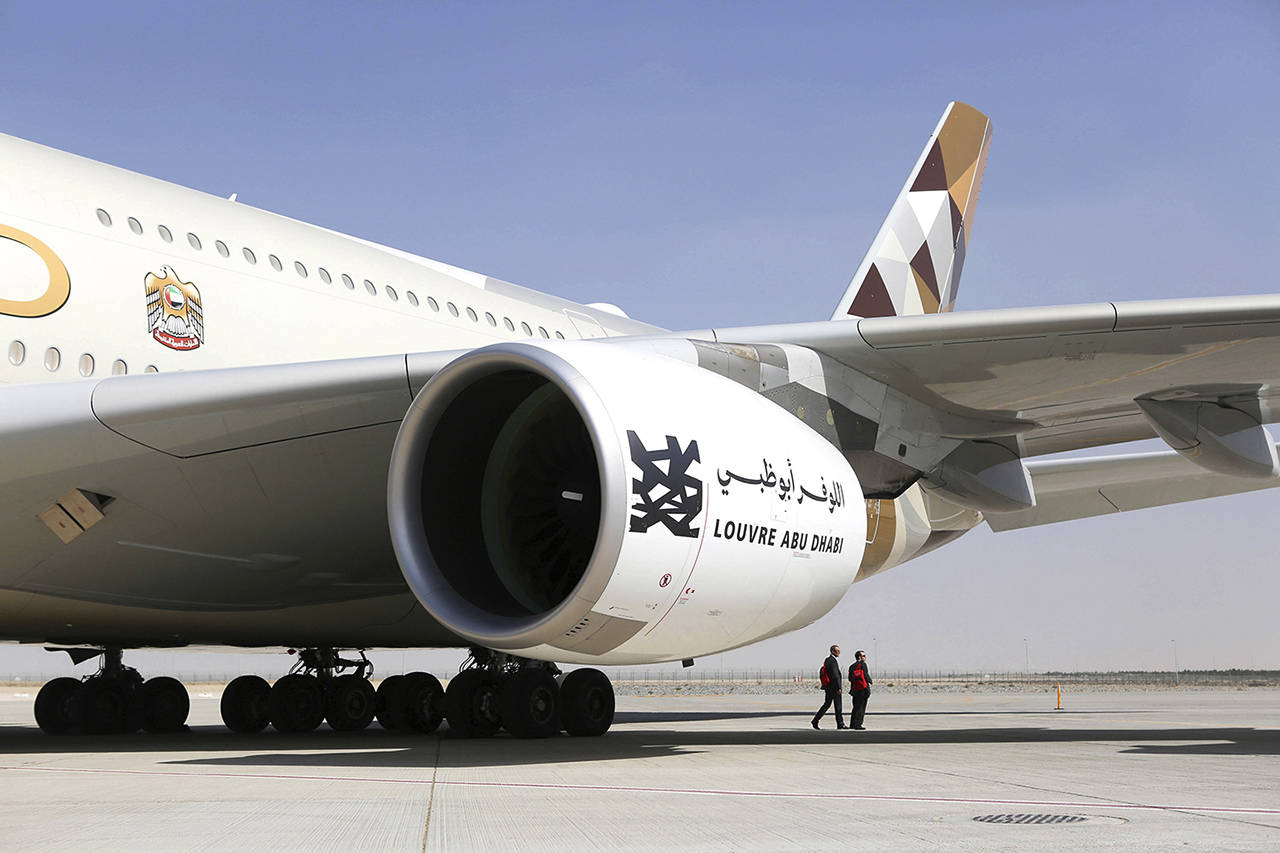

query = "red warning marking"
[{"left": 659, "top": 573, "right": 672, "bottom": 588}]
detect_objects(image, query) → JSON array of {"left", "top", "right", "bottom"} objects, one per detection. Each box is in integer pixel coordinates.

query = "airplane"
[{"left": 3, "top": 102, "right": 1279, "bottom": 739}]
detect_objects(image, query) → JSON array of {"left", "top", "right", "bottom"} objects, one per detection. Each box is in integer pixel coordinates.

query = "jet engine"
[
  {"left": 386, "top": 340, "right": 870, "bottom": 666},
  {"left": 387, "top": 341, "right": 866, "bottom": 665}
]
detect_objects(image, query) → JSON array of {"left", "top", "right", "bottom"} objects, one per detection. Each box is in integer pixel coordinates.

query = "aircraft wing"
[
  {"left": 712, "top": 294, "right": 1280, "bottom": 458},
  {"left": 984, "top": 446, "right": 1280, "bottom": 531}
]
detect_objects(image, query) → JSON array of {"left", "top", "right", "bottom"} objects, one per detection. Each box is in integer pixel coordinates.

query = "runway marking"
[
  {"left": 1, "top": 763, "right": 1278, "bottom": 817},
  {"left": 419, "top": 737, "right": 441, "bottom": 852}
]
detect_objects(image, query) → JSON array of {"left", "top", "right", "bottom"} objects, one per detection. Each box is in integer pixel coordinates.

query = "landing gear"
[
  {"left": 499, "top": 668, "right": 560, "bottom": 738},
  {"left": 377, "top": 672, "right": 444, "bottom": 733},
  {"left": 252, "top": 648, "right": 376, "bottom": 734},
  {"left": 33, "top": 677, "right": 81, "bottom": 734},
  {"left": 220, "top": 675, "right": 271, "bottom": 733},
  {"left": 32, "top": 647, "right": 189, "bottom": 735},
  {"left": 560, "top": 667, "right": 615, "bottom": 737},
  {"left": 325, "top": 674, "right": 377, "bottom": 731},
  {"left": 441, "top": 648, "right": 614, "bottom": 739}
]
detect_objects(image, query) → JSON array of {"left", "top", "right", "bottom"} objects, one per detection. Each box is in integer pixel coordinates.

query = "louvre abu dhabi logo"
[{"left": 627, "top": 430, "right": 703, "bottom": 538}]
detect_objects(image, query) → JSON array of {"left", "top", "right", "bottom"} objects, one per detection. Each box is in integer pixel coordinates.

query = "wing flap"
[{"left": 986, "top": 446, "right": 1280, "bottom": 531}]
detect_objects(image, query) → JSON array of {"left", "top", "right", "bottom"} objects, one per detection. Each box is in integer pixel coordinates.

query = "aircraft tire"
[
  {"left": 560, "top": 668, "right": 614, "bottom": 737},
  {"left": 443, "top": 670, "right": 501, "bottom": 738},
  {"left": 142, "top": 676, "right": 190, "bottom": 732},
  {"left": 77, "top": 677, "right": 131, "bottom": 734},
  {"left": 499, "top": 669, "right": 560, "bottom": 739},
  {"left": 324, "top": 674, "right": 376, "bottom": 731},
  {"left": 375, "top": 674, "right": 407, "bottom": 730},
  {"left": 268, "top": 674, "right": 324, "bottom": 733},
  {"left": 221, "top": 675, "right": 271, "bottom": 733},
  {"left": 34, "top": 677, "right": 82, "bottom": 734},
  {"left": 396, "top": 672, "right": 445, "bottom": 733}
]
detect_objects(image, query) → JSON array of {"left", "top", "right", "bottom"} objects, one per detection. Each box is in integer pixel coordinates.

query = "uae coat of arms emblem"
[{"left": 144, "top": 266, "right": 203, "bottom": 350}]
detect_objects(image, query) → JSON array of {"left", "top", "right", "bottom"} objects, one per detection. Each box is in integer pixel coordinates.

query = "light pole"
[
  {"left": 1023, "top": 638, "right": 1030, "bottom": 676},
  {"left": 1172, "top": 640, "right": 1179, "bottom": 686}
]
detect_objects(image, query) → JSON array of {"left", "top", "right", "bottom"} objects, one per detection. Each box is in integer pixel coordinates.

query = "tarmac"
[{"left": 0, "top": 686, "right": 1275, "bottom": 851}]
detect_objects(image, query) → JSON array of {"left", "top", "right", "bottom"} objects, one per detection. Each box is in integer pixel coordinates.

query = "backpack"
[
  {"left": 850, "top": 664, "right": 868, "bottom": 691},
  {"left": 819, "top": 666, "right": 831, "bottom": 688}
]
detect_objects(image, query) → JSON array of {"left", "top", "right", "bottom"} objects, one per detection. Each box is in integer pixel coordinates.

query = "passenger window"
[
  {"left": 447, "top": 302, "right": 459, "bottom": 317},
  {"left": 111, "top": 359, "right": 128, "bottom": 375},
  {"left": 78, "top": 353, "right": 95, "bottom": 377},
  {"left": 96, "top": 209, "right": 112, "bottom": 227},
  {"left": 503, "top": 317, "right": 515, "bottom": 331},
  {"left": 521, "top": 322, "right": 532, "bottom": 336},
  {"left": 485, "top": 312, "right": 496, "bottom": 327},
  {"left": 158, "top": 225, "right": 173, "bottom": 243},
  {"left": 427, "top": 297, "right": 440, "bottom": 312},
  {"left": 187, "top": 233, "right": 202, "bottom": 250},
  {"left": 269, "top": 254, "right": 283, "bottom": 272},
  {"left": 7, "top": 340, "right": 25, "bottom": 366},
  {"left": 295, "top": 261, "right": 308, "bottom": 278},
  {"left": 363, "top": 279, "right": 376, "bottom": 295},
  {"left": 406, "top": 291, "right": 419, "bottom": 307},
  {"left": 555, "top": 331, "right": 565, "bottom": 339},
  {"left": 44, "top": 347, "right": 61, "bottom": 372},
  {"left": 144, "top": 364, "right": 158, "bottom": 373},
  {"left": 128, "top": 217, "right": 143, "bottom": 235},
  {"left": 341, "top": 274, "right": 355, "bottom": 290},
  {"left": 386, "top": 285, "right": 398, "bottom": 302},
  {"left": 243, "top": 247, "right": 257, "bottom": 264},
  {"left": 215, "top": 240, "right": 230, "bottom": 257},
  {"left": 466, "top": 307, "right": 478, "bottom": 322},
  {"left": 318, "top": 267, "right": 332, "bottom": 284}
]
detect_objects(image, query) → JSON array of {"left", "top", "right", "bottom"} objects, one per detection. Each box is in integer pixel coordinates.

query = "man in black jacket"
[
  {"left": 811, "top": 645, "right": 845, "bottom": 729},
  {"left": 848, "top": 649, "right": 872, "bottom": 730}
]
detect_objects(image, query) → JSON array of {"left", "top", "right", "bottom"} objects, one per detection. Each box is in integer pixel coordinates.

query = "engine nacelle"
[{"left": 387, "top": 341, "right": 866, "bottom": 664}]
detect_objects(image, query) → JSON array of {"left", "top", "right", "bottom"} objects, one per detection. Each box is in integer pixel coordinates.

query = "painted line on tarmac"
[{"left": 2, "top": 763, "right": 1278, "bottom": 816}]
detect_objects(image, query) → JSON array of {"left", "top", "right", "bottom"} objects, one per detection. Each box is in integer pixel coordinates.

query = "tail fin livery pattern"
[{"left": 832, "top": 102, "right": 992, "bottom": 319}]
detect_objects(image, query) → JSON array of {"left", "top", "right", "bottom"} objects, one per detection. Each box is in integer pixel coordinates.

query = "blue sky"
[{"left": 2, "top": 2, "right": 1279, "bottom": 673}]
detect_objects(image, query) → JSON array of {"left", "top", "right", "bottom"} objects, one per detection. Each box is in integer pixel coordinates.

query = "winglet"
[{"left": 832, "top": 102, "right": 992, "bottom": 319}]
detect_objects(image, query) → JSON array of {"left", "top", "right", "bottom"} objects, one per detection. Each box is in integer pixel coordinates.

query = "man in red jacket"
[
  {"left": 811, "top": 645, "right": 845, "bottom": 729},
  {"left": 848, "top": 649, "right": 873, "bottom": 730}
]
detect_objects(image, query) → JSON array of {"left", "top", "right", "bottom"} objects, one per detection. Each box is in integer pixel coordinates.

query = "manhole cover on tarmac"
[{"left": 972, "top": 814, "right": 1090, "bottom": 825}]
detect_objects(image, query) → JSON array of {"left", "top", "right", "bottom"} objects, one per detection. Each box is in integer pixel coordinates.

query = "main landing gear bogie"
[{"left": 32, "top": 647, "right": 191, "bottom": 735}]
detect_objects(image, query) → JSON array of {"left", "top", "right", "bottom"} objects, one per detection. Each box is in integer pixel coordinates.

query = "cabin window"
[
  {"left": 538, "top": 326, "right": 549, "bottom": 338},
  {"left": 215, "top": 240, "right": 230, "bottom": 257},
  {"left": 521, "top": 322, "right": 533, "bottom": 336},
  {"left": 466, "top": 307, "right": 478, "bottom": 322},
  {"left": 503, "top": 317, "right": 515, "bottom": 332},
  {"left": 341, "top": 274, "right": 355, "bottom": 290},
  {"left": 269, "top": 254, "right": 282, "bottom": 272},
  {"left": 111, "top": 359, "right": 128, "bottom": 375},
  {"left": 447, "top": 302, "right": 459, "bottom": 317},
  {"left": 7, "top": 340, "right": 25, "bottom": 366},
  {"left": 427, "top": 297, "right": 440, "bottom": 312},
  {"left": 295, "top": 261, "right": 308, "bottom": 278},
  {"left": 187, "top": 233, "right": 202, "bottom": 250},
  {"left": 485, "top": 312, "right": 496, "bottom": 327},
  {"left": 406, "top": 291, "right": 419, "bottom": 307},
  {"left": 243, "top": 247, "right": 257, "bottom": 264},
  {"left": 96, "top": 209, "right": 112, "bottom": 227},
  {"left": 157, "top": 225, "right": 173, "bottom": 243},
  {"left": 43, "top": 347, "right": 61, "bottom": 372},
  {"left": 555, "top": 331, "right": 565, "bottom": 339},
  {"left": 318, "top": 267, "right": 332, "bottom": 284},
  {"left": 78, "top": 353, "right": 95, "bottom": 377},
  {"left": 128, "top": 217, "right": 143, "bottom": 235},
  {"left": 363, "top": 279, "right": 376, "bottom": 296},
  {"left": 386, "top": 286, "right": 398, "bottom": 302},
  {"left": 144, "top": 364, "right": 158, "bottom": 373}
]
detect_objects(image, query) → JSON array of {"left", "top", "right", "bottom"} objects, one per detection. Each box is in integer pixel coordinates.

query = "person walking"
[
  {"left": 848, "top": 649, "right": 872, "bottom": 729},
  {"left": 811, "top": 644, "right": 845, "bottom": 729}
]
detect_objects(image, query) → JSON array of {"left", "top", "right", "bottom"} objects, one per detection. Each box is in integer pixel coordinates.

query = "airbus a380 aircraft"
[{"left": 3, "top": 103, "right": 1278, "bottom": 739}]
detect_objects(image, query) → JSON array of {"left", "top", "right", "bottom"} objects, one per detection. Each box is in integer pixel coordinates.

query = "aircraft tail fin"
[{"left": 832, "top": 102, "right": 992, "bottom": 319}]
